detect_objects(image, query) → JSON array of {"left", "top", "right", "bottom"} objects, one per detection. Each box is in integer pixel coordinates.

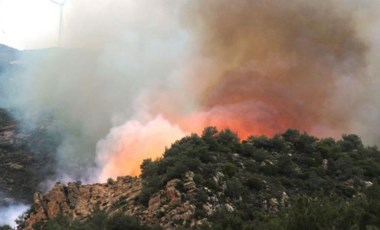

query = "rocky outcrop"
[
  {"left": 22, "top": 175, "right": 202, "bottom": 230},
  {"left": 25, "top": 177, "right": 141, "bottom": 229},
  {"left": 142, "top": 176, "right": 197, "bottom": 229}
]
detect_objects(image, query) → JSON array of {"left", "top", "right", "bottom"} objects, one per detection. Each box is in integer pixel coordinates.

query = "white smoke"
[
  {"left": 2, "top": 0, "right": 189, "bottom": 180},
  {"left": 0, "top": 204, "right": 29, "bottom": 227}
]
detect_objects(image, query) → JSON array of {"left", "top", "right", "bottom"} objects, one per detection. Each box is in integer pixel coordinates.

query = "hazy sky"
[{"left": 0, "top": 0, "right": 68, "bottom": 49}]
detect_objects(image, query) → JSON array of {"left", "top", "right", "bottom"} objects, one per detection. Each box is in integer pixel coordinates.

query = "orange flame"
[{"left": 97, "top": 116, "right": 185, "bottom": 182}]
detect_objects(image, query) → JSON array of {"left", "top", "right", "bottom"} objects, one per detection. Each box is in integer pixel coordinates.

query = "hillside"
[
  {"left": 13, "top": 127, "right": 380, "bottom": 229},
  {"left": 0, "top": 108, "right": 58, "bottom": 205}
]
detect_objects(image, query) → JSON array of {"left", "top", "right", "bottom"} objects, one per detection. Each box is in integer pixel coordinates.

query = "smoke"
[
  {"left": 1, "top": 0, "right": 380, "bottom": 184},
  {"left": 343, "top": 0, "right": 380, "bottom": 144},
  {"left": 179, "top": 0, "right": 369, "bottom": 138},
  {"left": 96, "top": 115, "right": 185, "bottom": 182},
  {"left": 0, "top": 204, "right": 29, "bottom": 227},
  {"left": 3, "top": 0, "right": 188, "bottom": 180}
]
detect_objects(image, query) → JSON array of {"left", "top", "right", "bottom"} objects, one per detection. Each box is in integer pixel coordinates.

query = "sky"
[{"left": 0, "top": 0, "right": 66, "bottom": 49}]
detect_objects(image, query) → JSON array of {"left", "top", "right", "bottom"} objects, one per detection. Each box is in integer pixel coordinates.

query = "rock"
[
  {"left": 6, "top": 162, "right": 23, "bottom": 170},
  {"left": 209, "top": 196, "right": 218, "bottom": 203},
  {"left": 23, "top": 177, "right": 143, "bottom": 230},
  {"left": 166, "top": 179, "right": 180, "bottom": 188},
  {"left": 262, "top": 200, "right": 268, "bottom": 211},
  {"left": 203, "top": 203, "right": 214, "bottom": 215},
  {"left": 193, "top": 218, "right": 209, "bottom": 228},
  {"left": 184, "top": 181, "right": 196, "bottom": 191},
  {"left": 204, "top": 187, "right": 211, "bottom": 194},
  {"left": 364, "top": 181, "right": 373, "bottom": 188},
  {"left": 322, "top": 159, "right": 328, "bottom": 171},
  {"left": 215, "top": 172, "right": 224, "bottom": 180},
  {"left": 181, "top": 210, "right": 193, "bottom": 220},
  {"left": 185, "top": 171, "right": 194, "bottom": 180},
  {"left": 280, "top": 192, "right": 289, "bottom": 207},
  {"left": 220, "top": 181, "right": 229, "bottom": 192},
  {"left": 67, "top": 182, "right": 80, "bottom": 209},
  {"left": 269, "top": 198, "right": 278, "bottom": 206},
  {"left": 166, "top": 187, "right": 181, "bottom": 206},
  {"left": 148, "top": 194, "right": 161, "bottom": 210},
  {"left": 225, "top": 203, "right": 234, "bottom": 212},
  {"left": 263, "top": 160, "right": 273, "bottom": 166},
  {"left": 268, "top": 198, "right": 279, "bottom": 213}
]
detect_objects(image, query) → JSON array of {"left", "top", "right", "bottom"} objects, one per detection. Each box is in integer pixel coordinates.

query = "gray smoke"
[{"left": 2, "top": 0, "right": 188, "bottom": 181}]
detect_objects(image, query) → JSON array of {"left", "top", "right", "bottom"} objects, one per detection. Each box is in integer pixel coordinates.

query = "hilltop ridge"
[{"left": 14, "top": 127, "right": 380, "bottom": 229}]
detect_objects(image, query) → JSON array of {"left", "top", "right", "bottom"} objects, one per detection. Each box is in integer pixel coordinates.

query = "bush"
[
  {"left": 207, "top": 210, "right": 244, "bottom": 230},
  {"left": 223, "top": 163, "right": 237, "bottom": 177},
  {"left": 42, "top": 214, "right": 72, "bottom": 230},
  {"left": 106, "top": 213, "right": 140, "bottom": 230},
  {"left": 225, "top": 178, "right": 244, "bottom": 200},
  {"left": 244, "top": 175, "right": 264, "bottom": 190},
  {"left": 37, "top": 212, "right": 162, "bottom": 230},
  {"left": 339, "top": 134, "right": 363, "bottom": 152},
  {"left": 283, "top": 196, "right": 364, "bottom": 230},
  {"left": 252, "top": 148, "right": 268, "bottom": 162}
]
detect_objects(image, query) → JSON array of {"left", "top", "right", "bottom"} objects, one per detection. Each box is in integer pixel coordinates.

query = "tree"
[{"left": 339, "top": 134, "right": 363, "bottom": 152}]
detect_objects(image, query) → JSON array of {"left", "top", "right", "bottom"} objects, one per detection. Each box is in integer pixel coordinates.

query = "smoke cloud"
[
  {"left": 179, "top": 0, "right": 368, "bottom": 138},
  {"left": 0, "top": 204, "right": 29, "bottom": 227},
  {"left": 1, "top": 0, "right": 380, "bottom": 182},
  {"left": 3, "top": 0, "right": 188, "bottom": 180}
]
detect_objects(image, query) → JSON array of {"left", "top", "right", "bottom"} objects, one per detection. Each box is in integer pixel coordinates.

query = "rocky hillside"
[
  {"left": 13, "top": 127, "right": 380, "bottom": 229},
  {"left": 0, "top": 108, "right": 58, "bottom": 205},
  {"left": 20, "top": 175, "right": 199, "bottom": 230}
]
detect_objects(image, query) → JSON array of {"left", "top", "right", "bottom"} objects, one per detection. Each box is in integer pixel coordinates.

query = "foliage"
[
  {"left": 0, "top": 225, "right": 12, "bottom": 230},
  {"left": 33, "top": 210, "right": 162, "bottom": 230},
  {"left": 137, "top": 127, "right": 380, "bottom": 229},
  {"left": 16, "top": 126, "right": 380, "bottom": 229}
]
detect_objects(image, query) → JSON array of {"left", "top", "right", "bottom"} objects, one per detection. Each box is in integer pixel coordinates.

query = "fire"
[
  {"left": 96, "top": 116, "right": 185, "bottom": 182},
  {"left": 94, "top": 0, "right": 368, "bottom": 181},
  {"left": 178, "top": 102, "right": 289, "bottom": 139}
]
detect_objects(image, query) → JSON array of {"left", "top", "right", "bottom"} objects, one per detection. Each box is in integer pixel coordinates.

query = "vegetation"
[
  {"left": 137, "top": 127, "right": 380, "bottom": 229},
  {"left": 4, "top": 126, "right": 380, "bottom": 229},
  {"left": 31, "top": 209, "right": 162, "bottom": 230}
]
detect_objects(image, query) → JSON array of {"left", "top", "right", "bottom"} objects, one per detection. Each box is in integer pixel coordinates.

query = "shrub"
[
  {"left": 252, "top": 148, "right": 268, "bottom": 162},
  {"left": 339, "top": 134, "right": 363, "bottom": 152},
  {"left": 225, "top": 178, "right": 244, "bottom": 200},
  {"left": 244, "top": 175, "right": 264, "bottom": 191},
  {"left": 223, "top": 163, "right": 237, "bottom": 177}
]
